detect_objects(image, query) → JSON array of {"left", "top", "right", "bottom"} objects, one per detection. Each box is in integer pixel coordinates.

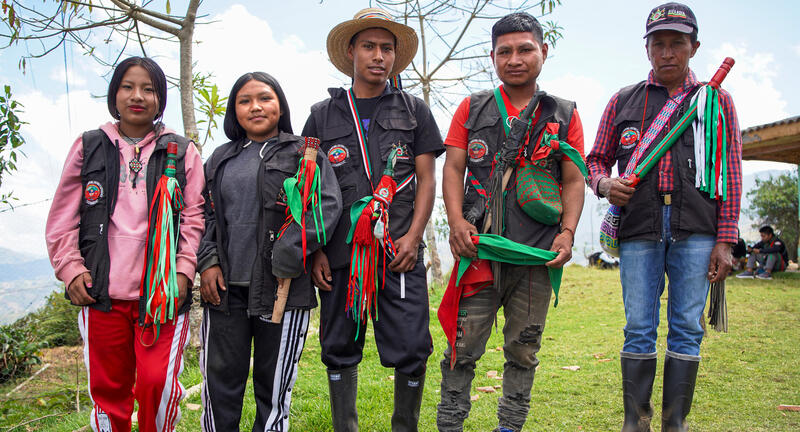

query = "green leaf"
[{"left": 166, "top": 0, "right": 171, "bottom": 14}]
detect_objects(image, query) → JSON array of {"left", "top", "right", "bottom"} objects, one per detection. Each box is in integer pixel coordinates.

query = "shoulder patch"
[
  {"left": 619, "top": 127, "right": 640, "bottom": 150},
  {"left": 84, "top": 180, "right": 103, "bottom": 206},
  {"left": 328, "top": 144, "right": 349, "bottom": 167},
  {"left": 468, "top": 139, "right": 488, "bottom": 163}
]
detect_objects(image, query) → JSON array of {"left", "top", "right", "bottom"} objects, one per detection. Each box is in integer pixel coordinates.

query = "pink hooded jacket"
[{"left": 46, "top": 122, "right": 205, "bottom": 300}]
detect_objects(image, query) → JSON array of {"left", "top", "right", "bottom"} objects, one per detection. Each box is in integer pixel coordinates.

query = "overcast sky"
[{"left": 1, "top": 0, "right": 798, "bottom": 257}]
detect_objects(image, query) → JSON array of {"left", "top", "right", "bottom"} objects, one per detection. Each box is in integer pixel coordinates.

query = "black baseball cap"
[{"left": 644, "top": 2, "right": 698, "bottom": 38}]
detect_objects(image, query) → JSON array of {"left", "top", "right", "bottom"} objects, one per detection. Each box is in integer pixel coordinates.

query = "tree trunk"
[
  {"left": 179, "top": 0, "right": 203, "bottom": 348},
  {"left": 425, "top": 221, "right": 442, "bottom": 283},
  {"left": 420, "top": 80, "right": 443, "bottom": 284},
  {"left": 178, "top": 0, "right": 200, "bottom": 149}
]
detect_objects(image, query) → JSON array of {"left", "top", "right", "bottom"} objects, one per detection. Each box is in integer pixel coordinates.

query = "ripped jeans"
[{"left": 437, "top": 264, "right": 552, "bottom": 432}]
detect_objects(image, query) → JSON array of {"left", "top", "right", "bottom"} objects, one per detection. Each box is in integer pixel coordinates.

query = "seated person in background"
[
  {"left": 737, "top": 225, "right": 788, "bottom": 280},
  {"left": 731, "top": 229, "right": 747, "bottom": 271}
]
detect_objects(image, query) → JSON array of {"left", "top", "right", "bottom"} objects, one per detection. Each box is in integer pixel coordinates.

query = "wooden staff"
[{"left": 272, "top": 141, "right": 320, "bottom": 323}]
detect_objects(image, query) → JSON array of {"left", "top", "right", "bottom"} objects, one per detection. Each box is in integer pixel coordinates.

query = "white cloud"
[
  {"left": 0, "top": 89, "right": 112, "bottom": 256},
  {"left": 794, "top": 43, "right": 800, "bottom": 57},
  {"left": 0, "top": 4, "right": 345, "bottom": 257},
  {"left": 191, "top": 4, "right": 342, "bottom": 153},
  {"left": 49, "top": 67, "right": 87, "bottom": 88},
  {"left": 540, "top": 73, "right": 608, "bottom": 153},
  {"left": 707, "top": 43, "right": 788, "bottom": 129}
]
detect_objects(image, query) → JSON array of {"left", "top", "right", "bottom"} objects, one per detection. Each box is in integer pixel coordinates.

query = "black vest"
[
  {"left": 200, "top": 133, "right": 319, "bottom": 315},
  {"left": 76, "top": 129, "right": 189, "bottom": 315},
  {"left": 309, "top": 87, "right": 422, "bottom": 269},
  {"left": 462, "top": 90, "right": 575, "bottom": 249},
  {"left": 613, "top": 81, "right": 717, "bottom": 242}
]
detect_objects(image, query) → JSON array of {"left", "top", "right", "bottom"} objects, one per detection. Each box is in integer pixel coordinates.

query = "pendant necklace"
[{"left": 120, "top": 128, "right": 146, "bottom": 188}]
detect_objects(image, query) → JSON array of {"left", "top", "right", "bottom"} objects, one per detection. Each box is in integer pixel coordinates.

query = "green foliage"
[
  {"left": 14, "top": 288, "right": 81, "bottom": 348},
  {"left": 0, "top": 84, "right": 27, "bottom": 209},
  {"left": 1, "top": 269, "right": 799, "bottom": 430},
  {"left": 746, "top": 171, "right": 799, "bottom": 260},
  {"left": 194, "top": 73, "right": 228, "bottom": 150},
  {"left": 0, "top": 322, "right": 45, "bottom": 384}
]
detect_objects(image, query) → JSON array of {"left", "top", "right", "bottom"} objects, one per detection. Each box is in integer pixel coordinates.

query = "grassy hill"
[{"left": 1, "top": 266, "right": 798, "bottom": 431}]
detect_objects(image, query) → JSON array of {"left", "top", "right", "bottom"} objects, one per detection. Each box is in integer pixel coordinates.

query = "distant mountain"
[
  {"left": 0, "top": 258, "right": 54, "bottom": 282},
  {"left": 0, "top": 247, "right": 59, "bottom": 325},
  {"left": 0, "top": 247, "right": 39, "bottom": 265}
]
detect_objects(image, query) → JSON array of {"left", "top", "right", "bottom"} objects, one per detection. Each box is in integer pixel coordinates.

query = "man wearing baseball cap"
[
  {"left": 586, "top": 3, "right": 742, "bottom": 431},
  {"left": 302, "top": 8, "right": 443, "bottom": 431}
]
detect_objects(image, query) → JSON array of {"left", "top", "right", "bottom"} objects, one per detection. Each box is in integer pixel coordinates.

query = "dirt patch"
[{"left": 4, "top": 345, "right": 85, "bottom": 399}]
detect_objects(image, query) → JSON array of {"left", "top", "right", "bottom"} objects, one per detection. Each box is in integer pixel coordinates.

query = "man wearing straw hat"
[
  {"left": 438, "top": 12, "right": 586, "bottom": 432},
  {"left": 302, "top": 7, "right": 443, "bottom": 431},
  {"left": 586, "top": 3, "right": 742, "bottom": 431}
]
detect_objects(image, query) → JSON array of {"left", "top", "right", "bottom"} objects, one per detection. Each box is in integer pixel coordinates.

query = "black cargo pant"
[
  {"left": 319, "top": 251, "right": 432, "bottom": 378},
  {"left": 199, "top": 306, "right": 310, "bottom": 432},
  {"left": 437, "top": 265, "right": 552, "bottom": 432}
]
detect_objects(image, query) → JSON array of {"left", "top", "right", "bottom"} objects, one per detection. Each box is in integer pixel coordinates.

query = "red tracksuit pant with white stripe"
[{"left": 78, "top": 300, "right": 190, "bottom": 432}]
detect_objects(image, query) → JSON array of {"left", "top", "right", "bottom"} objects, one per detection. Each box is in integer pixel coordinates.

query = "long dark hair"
[
  {"left": 107, "top": 56, "right": 168, "bottom": 121},
  {"left": 223, "top": 72, "right": 293, "bottom": 141}
]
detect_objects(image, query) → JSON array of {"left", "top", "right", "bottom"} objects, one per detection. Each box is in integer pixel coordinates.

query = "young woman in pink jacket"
[{"left": 45, "top": 56, "right": 205, "bottom": 432}]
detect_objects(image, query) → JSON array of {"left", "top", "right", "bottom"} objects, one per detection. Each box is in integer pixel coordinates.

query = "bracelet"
[{"left": 560, "top": 227, "right": 575, "bottom": 236}]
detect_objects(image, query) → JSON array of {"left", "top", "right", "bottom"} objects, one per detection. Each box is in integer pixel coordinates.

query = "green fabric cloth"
[
  {"left": 541, "top": 131, "right": 588, "bottom": 178},
  {"left": 456, "top": 234, "right": 563, "bottom": 306},
  {"left": 345, "top": 196, "right": 373, "bottom": 243}
]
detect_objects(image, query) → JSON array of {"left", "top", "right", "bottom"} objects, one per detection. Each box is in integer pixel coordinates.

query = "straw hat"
[{"left": 326, "top": 8, "right": 418, "bottom": 78}]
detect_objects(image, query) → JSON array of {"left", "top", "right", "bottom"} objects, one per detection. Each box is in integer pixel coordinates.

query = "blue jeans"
[{"left": 619, "top": 205, "right": 714, "bottom": 360}]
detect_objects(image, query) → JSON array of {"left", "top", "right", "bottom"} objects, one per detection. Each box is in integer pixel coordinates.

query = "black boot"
[
  {"left": 391, "top": 371, "right": 425, "bottom": 432},
  {"left": 621, "top": 356, "right": 656, "bottom": 432},
  {"left": 328, "top": 366, "right": 359, "bottom": 432},
  {"left": 661, "top": 355, "right": 699, "bottom": 432}
]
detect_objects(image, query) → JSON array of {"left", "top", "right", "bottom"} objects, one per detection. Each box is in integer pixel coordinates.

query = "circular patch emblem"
[
  {"left": 84, "top": 180, "right": 103, "bottom": 206},
  {"left": 327, "top": 144, "right": 349, "bottom": 167},
  {"left": 467, "top": 139, "right": 488, "bottom": 162},
  {"left": 378, "top": 187, "right": 389, "bottom": 197},
  {"left": 619, "top": 127, "right": 640, "bottom": 150}
]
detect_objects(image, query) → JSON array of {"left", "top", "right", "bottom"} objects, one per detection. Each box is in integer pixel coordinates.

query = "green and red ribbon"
[{"left": 139, "top": 142, "right": 183, "bottom": 343}]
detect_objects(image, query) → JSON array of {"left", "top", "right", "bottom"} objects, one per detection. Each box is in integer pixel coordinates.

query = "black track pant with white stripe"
[{"left": 200, "top": 307, "right": 310, "bottom": 432}]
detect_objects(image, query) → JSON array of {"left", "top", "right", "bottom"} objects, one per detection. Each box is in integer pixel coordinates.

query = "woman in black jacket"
[{"left": 196, "top": 72, "right": 341, "bottom": 431}]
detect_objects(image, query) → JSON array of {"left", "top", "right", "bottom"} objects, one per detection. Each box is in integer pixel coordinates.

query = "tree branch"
[
  {"left": 106, "top": 0, "right": 184, "bottom": 26},
  {"left": 107, "top": 0, "right": 180, "bottom": 35}
]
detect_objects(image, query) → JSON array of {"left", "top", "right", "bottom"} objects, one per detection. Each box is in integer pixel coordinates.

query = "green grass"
[{"left": 2, "top": 268, "right": 799, "bottom": 431}]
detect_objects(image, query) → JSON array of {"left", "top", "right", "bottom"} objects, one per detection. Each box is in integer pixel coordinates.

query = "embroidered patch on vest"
[
  {"left": 328, "top": 144, "right": 349, "bottom": 167},
  {"left": 393, "top": 142, "right": 411, "bottom": 160},
  {"left": 619, "top": 127, "right": 640, "bottom": 150},
  {"left": 468, "top": 139, "right": 488, "bottom": 163},
  {"left": 276, "top": 188, "right": 288, "bottom": 207},
  {"left": 84, "top": 180, "right": 103, "bottom": 206}
]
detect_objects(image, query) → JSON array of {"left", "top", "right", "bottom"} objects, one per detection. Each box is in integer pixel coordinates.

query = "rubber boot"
[
  {"left": 328, "top": 366, "right": 359, "bottom": 432},
  {"left": 661, "top": 356, "right": 699, "bottom": 432},
  {"left": 621, "top": 357, "right": 656, "bottom": 432},
  {"left": 391, "top": 371, "right": 425, "bottom": 432}
]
